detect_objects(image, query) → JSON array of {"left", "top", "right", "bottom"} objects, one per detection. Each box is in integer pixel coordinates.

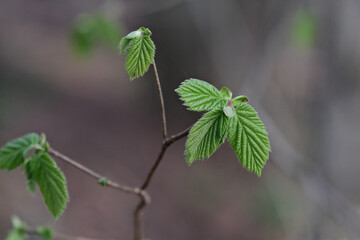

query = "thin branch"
[
  {"left": 140, "top": 145, "right": 168, "bottom": 190},
  {"left": 152, "top": 61, "right": 168, "bottom": 139},
  {"left": 140, "top": 126, "right": 191, "bottom": 190},
  {"left": 26, "top": 228, "right": 114, "bottom": 240},
  {"left": 165, "top": 125, "right": 192, "bottom": 146},
  {"left": 133, "top": 126, "right": 191, "bottom": 240},
  {"left": 48, "top": 148, "right": 148, "bottom": 199}
]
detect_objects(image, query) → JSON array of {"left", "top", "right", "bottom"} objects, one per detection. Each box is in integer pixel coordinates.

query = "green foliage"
[
  {"left": 176, "top": 79, "right": 228, "bottom": 111},
  {"left": 220, "top": 87, "right": 232, "bottom": 100},
  {"left": 6, "top": 216, "right": 26, "bottom": 240},
  {"left": 292, "top": 11, "right": 317, "bottom": 47},
  {"left": 0, "top": 133, "right": 39, "bottom": 170},
  {"left": 232, "top": 95, "right": 248, "bottom": 106},
  {"left": 37, "top": 227, "right": 53, "bottom": 240},
  {"left": 118, "top": 27, "right": 155, "bottom": 80},
  {"left": 228, "top": 104, "right": 271, "bottom": 176},
  {"left": 27, "top": 154, "right": 69, "bottom": 219},
  {"left": 186, "top": 110, "right": 229, "bottom": 164},
  {"left": 6, "top": 217, "right": 54, "bottom": 240},
  {"left": 71, "top": 13, "right": 122, "bottom": 56},
  {"left": 0, "top": 134, "right": 69, "bottom": 219},
  {"left": 177, "top": 80, "right": 270, "bottom": 176},
  {"left": 24, "top": 158, "right": 37, "bottom": 193}
]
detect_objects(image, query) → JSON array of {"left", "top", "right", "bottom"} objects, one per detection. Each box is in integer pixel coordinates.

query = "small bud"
[
  {"left": 232, "top": 95, "right": 248, "bottom": 107},
  {"left": 98, "top": 177, "right": 109, "bottom": 187},
  {"left": 223, "top": 106, "right": 235, "bottom": 117}
]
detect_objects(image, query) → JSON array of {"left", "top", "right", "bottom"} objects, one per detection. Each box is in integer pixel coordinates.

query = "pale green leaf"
[
  {"left": 176, "top": 79, "right": 228, "bottom": 112},
  {"left": 228, "top": 103, "right": 270, "bottom": 176},
  {"left": 6, "top": 216, "right": 26, "bottom": 240},
  {"left": 232, "top": 95, "right": 248, "bottom": 106},
  {"left": 0, "top": 133, "right": 39, "bottom": 170},
  {"left": 220, "top": 87, "right": 232, "bottom": 100},
  {"left": 37, "top": 227, "right": 53, "bottom": 240},
  {"left": 29, "top": 153, "right": 69, "bottom": 219},
  {"left": 186, "top": 110, "right": 228, "bottom": 164},
  {"left": 223, "top": 106, "right": 235, "bottom": 117},
  {"left": 5, "top": 229, "right": 26, "bottom": 240},
  {"left": 119, "top": 27, "right": 155, "bottom": 80}
]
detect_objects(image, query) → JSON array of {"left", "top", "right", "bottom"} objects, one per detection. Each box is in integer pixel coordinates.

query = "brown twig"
[
  {"left": 45, "top": 60, "right": 190, "bottom": 240},
  {"left": 48, "top": 148, "right": 149, "bottom": 201},
  {"left": 153, "top": 61, "right": 168, "bottom": 139},
  {"left": 133, "top": 126, "right": 191, "bottom": 240}
]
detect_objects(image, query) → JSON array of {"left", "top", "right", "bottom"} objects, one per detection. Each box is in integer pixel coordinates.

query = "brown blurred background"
[{"left": 1, "top": 0, "right": 360, "bottom": 239}]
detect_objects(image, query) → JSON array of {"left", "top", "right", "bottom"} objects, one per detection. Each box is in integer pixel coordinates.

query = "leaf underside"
[{"left": 176, "top": 79, "right": 228, "bottom": 112}]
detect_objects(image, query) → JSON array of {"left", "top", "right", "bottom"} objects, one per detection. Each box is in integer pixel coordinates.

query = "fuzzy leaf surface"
[
  {"left": 0, "top": 133, "right": 39, "bottom": 170},
  {"left": 186, "top": 110, "right": 229, "bottom": 164},
  {"left": 29, "top": 154, "right": 69, "bottom": 219},
  {"left": 228, "top": 103, "right": 270, "bottom": 176},
  {"left": 176, "top": 79, "right": 228, "bottom": 112}
]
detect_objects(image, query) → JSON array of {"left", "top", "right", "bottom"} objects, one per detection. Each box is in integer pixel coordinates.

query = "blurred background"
[{"left": 1, "top": 0, "right": 360, "bottom": 239}]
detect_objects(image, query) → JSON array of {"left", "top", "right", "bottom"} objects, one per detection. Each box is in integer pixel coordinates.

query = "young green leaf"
[
  {"left": 220, "top": 87, "right": 232, "bottom": 100},
  {"left": 223, "top": 106, "right": 235, "bottom": 117},
  {"left": 24, "top": 158, "right": 37, "bottom": 193},
  {"left": 176, "top": 79, "right": 228, "bottom": 112},
  {"left": 119, "top": 27, "right": 155, "bottom": 80},
  {"left": 71, "top": 14, "right": 121, "bottom": 56},
  {"left": 186, "top": 110, "right": 229, "bottom": 164},
  {"left": 29, "top": 153, "right": 69, "bottom": 219},
  {"left": 228, "top": 103, "right": 270, "bottom": 176},
  {"left": 232, "top": 95, "right": 248, "bottom": 106},
  {"left": 0, "top": 133, "right": 39, "bottom": 170},
  {"left": 5, "top": 229, "right": 26, "bottom": 240},
  {"left": 37, "top": 227, "right": 53, "bottom": 240},
  {"left": 6, "top": 216, "right": 26, "bottom": 240}
]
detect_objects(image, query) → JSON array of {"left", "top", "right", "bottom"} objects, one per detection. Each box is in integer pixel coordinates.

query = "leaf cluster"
[
  {"left": 176, "top": 79, "right": 271, "bottom": 176},
  {"left": 5, "top": 216, "right": 53, "bottom": 240},
  {"left": 0, "top": 134, "right": 69, "bottom": 219}
]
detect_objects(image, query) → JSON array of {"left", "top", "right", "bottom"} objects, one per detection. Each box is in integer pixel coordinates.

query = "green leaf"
[
  {"left": 5, "top": 229, "right": 26, "bottom": 240},
  {"left": 232, "top": 95, "right": 248, "bottom": 106},
  {"left": 228, "top": 103, "right": 270, "bottom": 176},
  {"left": 292, "top": 11, "right": 317, "bottom": 47},
  {"left": 176, "top": 79, "right": 228, "bottom": 112},
  {"left": 0, "top": 133, "right": 39, "bottom": 170},
  {"left": 6, "top": 216, "right": 26, "bottom": 240},
  {"left": 71, "top": 14, "right": 122, "bottom": 56},
  {"left": 24, "top": 158, "right": 37, "bottom": 193},
  {"left": 29, "top": 153, "right": 69, "bottom": 219},
  {"left": 186, "top": 110, "right": 229, "bottom": 164},
  {"left": 119, "top": 27, "right": 155, "bottom": 80},
  {"left": 220, "top": 87, "right": 232, "bottom": 100},
  {"left": 118, "top": 28, "right": 143, "bottom": 54},
  {"left": 37, "top": 227, "right": 53, "bottom": 240}
]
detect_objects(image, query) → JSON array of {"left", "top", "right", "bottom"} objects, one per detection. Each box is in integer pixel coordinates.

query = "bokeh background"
[{"left": 1, "top": 0, "right": 360, "bottom": 239}]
